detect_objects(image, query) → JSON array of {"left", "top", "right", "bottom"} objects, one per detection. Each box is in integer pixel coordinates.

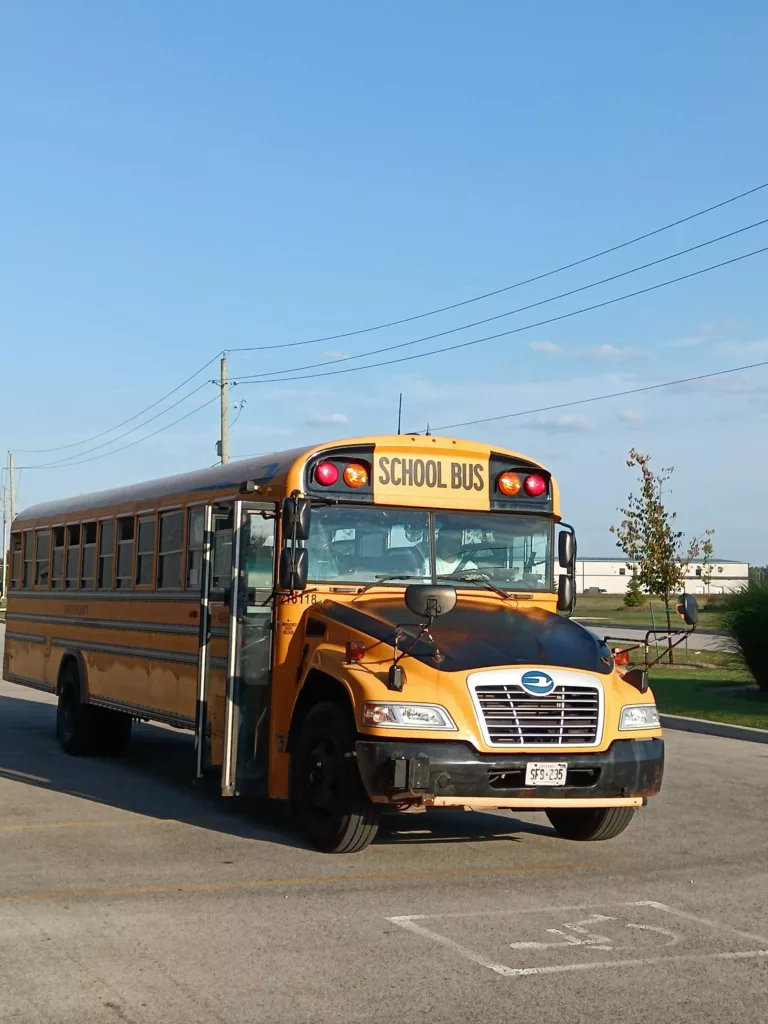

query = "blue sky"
[{"left": 2, "top": 1, "right": 767, "bottom": 561}]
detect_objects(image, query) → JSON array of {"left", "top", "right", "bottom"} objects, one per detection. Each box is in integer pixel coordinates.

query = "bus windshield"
[{"left": 306, "top": 506, "right": 553, "bottom": 590}]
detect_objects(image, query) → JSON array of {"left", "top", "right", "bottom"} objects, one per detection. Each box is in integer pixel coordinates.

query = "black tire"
[
  {"left": 546, "top": 806, "right": 636, "bottom": 841},
  {"left": 56, "top": 665, "right": 99, "bottom": 755},
  {"left": 56, "top": 664, "right": 133, "bottom": 756},
  {"left": 291, "top": 701, "right": 380, "bottom": 854}
]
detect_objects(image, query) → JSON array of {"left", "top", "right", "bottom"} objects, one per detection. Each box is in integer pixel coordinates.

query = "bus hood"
[{"left": 319, "top": 597, "right": 613, "bottom": 675}]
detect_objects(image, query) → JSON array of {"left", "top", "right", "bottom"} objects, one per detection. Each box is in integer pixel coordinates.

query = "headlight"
[
  {"left": 362, "top": 702, "right": 457, "bottom": 730},
  {"left": 619, "top": 704, "right": 660, "bottom": 730}
]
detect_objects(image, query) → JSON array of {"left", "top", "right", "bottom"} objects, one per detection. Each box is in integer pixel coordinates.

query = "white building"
[{"left": 575, "top": 557, "right": 749, "bottom": 596}]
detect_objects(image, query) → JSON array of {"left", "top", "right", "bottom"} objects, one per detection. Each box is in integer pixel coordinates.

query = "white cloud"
[
  {"left": 579, "top": 344, "right": 642, "bottom": 363},
  {"left": 322, "top": 350, "right": 349, "bottom": 361},
  {"left": 528, "top": 413, "right": 592, "bottom": 433},
  {"left": 528, "top": 341, "right": 564, "bottom": 355},
  {"left": 306, "top": 412, "right": 349, "bottom": 426},
  {"left": 618, "top": 410, "right": 645, "bottom": 423}
]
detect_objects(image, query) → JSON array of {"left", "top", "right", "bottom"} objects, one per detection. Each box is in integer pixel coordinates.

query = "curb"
[{"left": 660, "top": 713, "right": 768, "bottom": 744}]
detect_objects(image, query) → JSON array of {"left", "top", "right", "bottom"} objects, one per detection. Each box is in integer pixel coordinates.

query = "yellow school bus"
[{"left": 4, "top": 435, "right": 666, "bottom": 852}]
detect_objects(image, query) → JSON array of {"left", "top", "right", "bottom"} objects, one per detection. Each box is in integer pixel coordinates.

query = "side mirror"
[
  {"left": 404, "top": 584, "right": 457, "bottom": 620},
  {"left": 278, "top": 547, "right": 308, "bottom": 592},
  {"left": 623, "top": 667, "right": 649, "bottom": 694},
  {"left": 676, "top": 593, "right": 698, "bottom": 627},
  {"left": 557, "top": 574, "right": 575, "bottom": 615},
  {"left": 282, "top": 496, "right": 311, "bottom": 541},
  {"left": 558, "top": 531, "right": 575, "bottom": 569}
]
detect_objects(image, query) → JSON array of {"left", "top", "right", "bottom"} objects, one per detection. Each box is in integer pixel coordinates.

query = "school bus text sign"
[{"left": 373, "top": 451, "right": 490, "bottom": 509}]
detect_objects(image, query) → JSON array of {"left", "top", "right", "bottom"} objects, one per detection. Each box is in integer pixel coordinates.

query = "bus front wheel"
[
  {"left": 546, "top": 806, "right": 636, "bottom": 841},
  {"left": 292, "top": 701, "right": 380, "bottom": 854}
]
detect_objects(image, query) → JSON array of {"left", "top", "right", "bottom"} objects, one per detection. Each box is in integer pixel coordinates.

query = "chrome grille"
[{"left": 470, "top": 680, "right": 602, "bottom": 747}]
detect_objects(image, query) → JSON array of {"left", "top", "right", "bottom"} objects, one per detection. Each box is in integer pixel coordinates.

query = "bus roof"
[{"left": 13, "top": 435, "right": 551, "bottom": 526}]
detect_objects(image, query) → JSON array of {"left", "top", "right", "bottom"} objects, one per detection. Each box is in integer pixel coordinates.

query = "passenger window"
[
  {"left": 116, "top": 517, "right": 135, "bottom": 590},
  {"left": 98, "top": 520, "right": 116, "bottom": 589},
  {"left": 51, "top": 527, "right": 65, "bottom": 588},
  {"left": 35, "top": 529, "right": 51, "bottom": 587},
  {"left": 186, "top": 508, "right": 205, "bottom": 590},
  {"left": 135, "top": 516, "right": 156, "bottom": 587},
  {"left": 10, "top": 533, "right": 22, "bottom": 589},
  {"left": 212, "top": 516, "right": 233, "bottom": 592},
  {"left": 65, "top": 525, "right": 81, "bottom": 589},
  {"left": 157, "top": 511, "right": 183, "bottom": 589},
  {"left": 80, "top": 522, "right": 97, "bottom": 589},
  {"left": 23, "top": 531, "right": 34, "bottom": 589}
]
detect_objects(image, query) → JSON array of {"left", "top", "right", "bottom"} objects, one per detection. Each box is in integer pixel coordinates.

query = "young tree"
[
  {"left": 699, "top": 531, "right": 722, "bottom": 605},
  {"left": 623, "top": 572, "right": 646, "bottom": 607},
  {"left": 610, "top": 450, "right": 706, "bottom": 663}
]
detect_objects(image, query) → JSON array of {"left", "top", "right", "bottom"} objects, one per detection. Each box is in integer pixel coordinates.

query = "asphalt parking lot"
[{"left": 1, "top": 629, "right": 766, "bottom": 1023}]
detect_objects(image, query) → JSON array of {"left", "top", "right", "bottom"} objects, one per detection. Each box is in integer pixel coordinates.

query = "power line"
[
  {"left": 236, "top": 217, "right": 768, "bottom": 381},
  {"left": 19, "top": 381, "right": 213, "bottom": 469},
  {"left": 228, "top": 180, "right": 768, "bottom": 353},
  {"left": 417, "top": 359, "right": 768, "bottom": 434},
  {"left": 20, "top": 394, "right": 221, "bottom": 470},
  {"left": 13, "top": 352, "right": 222, "bottom": 454},
  {"left": 232, "top": 244, "right": 768, "bottom": 387}
]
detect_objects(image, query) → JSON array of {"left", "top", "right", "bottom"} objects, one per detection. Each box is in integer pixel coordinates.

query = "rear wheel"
[
  {"left": 56, "top": 664, "right": 133, "bottom": 756},
  {"left": 546, "top": 806, "right": 636, "bottom": 841},
  {"left": 291, "top": 701, "right": 379, "bottom": 854}
]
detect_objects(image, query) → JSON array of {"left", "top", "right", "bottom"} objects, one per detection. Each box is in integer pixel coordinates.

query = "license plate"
[{"left": 525, "top": 762, "right": 568, "bottom": 786}]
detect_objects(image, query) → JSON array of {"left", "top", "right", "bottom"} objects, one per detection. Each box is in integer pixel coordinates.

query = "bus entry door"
[{"left": 221, "top": 501, "right": 277, "bottom": 797}]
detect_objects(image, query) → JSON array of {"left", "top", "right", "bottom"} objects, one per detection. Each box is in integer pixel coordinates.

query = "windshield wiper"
[
  {"left": 436, "top": 572, "right": 512, "bottom": 601},
  {"left": 355, "top": 574, "right": 426, "bottom": 597}
]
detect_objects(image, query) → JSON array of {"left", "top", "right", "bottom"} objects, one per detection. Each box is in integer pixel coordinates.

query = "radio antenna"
[{"left": 397, "top": 393, "right": 403, "bottom": 435}]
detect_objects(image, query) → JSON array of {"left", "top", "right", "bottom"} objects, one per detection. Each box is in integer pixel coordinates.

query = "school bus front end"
[{"left": 271, "top": 436, "right": 664, "bottom": 852}]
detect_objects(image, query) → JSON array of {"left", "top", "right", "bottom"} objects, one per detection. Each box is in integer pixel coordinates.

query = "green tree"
[
  {"left": 623, "top": 572, "right": 646, "bottom": 607},
  {"left": 699, "top": 531, "right": 722, "bottom": 605},
  {"left": 610, "top": 450, "right": 705, "bottom": 663}
]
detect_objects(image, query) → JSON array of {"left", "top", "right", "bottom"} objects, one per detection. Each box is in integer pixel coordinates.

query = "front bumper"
[{"left": 355, "top": 737, "right": 664, "bottom": 807}]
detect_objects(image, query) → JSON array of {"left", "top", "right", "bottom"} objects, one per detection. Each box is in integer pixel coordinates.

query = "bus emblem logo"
[{"left": 520, "top": 670, "right": 555, "bottom": 696}]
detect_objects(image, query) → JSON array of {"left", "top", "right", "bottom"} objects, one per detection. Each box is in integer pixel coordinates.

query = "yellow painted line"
[
  {"left": 0, "top": 863, "right": 597, "bottom": 904},
  {"left": 0, "top": 818, "right": 164, "bottom": 833}
]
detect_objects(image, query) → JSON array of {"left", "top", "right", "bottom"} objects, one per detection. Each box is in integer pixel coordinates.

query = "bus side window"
[
  {"left": 35, "top": 529, "right": 51, "bottom": 587},
  {"left": 23, "top": 531, "right": 34, "bottom": 589},
  {"left": 211, "top": 516, "right": 233, "bottom": 593},
  {"left": 157, "top": 511, "right": 183, "bottom": 590},
  {"left": 186, "top": 508, "right": 205, "bottom": 590},
  {"left": 51, "top": 527, "right": 65, "bottom": 588},
  {"left": 98, "top": 520, "right": 116, "bottom": 589},
  {"left": 116, "top": 517, "right": 135, "bottom": 590},
  {"left": 135, "top": 516, "right": 157, "bottom": 587},
  {"left": 10, "top": 533, "right": 22, "bottom": 589},
  {"left": 80, "top": 522, "right": 97, "bottom": 589},
  {"left": 65, "top": 525, "right": 81, "bottom": 590}
]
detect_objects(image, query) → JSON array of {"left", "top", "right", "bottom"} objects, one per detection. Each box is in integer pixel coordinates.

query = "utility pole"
[
  {"left": 2, "top": 451, "right": 14, "bottom": 598},
  {"left": 219, "top": 355, "right": 229, "bottom": 465}
]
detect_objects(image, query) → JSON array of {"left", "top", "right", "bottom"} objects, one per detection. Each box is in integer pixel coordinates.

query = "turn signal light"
[
  {"left": 343, "top": 463, "right": 369, "bottom": 488},
  {"left": 497, "top": 471, "right": 522, "bottom": 496},
  {"left": 524, "top": 473, "right": 547, "bottom": 497},
  {"left": 315, "top": 461, "right": 339, "bottom": 486},
  {"left": 612, "top": 648, "right": 630, "bottom": 666},
  {"left": 346, "top": 641, "right": 366, "bottom": 662}
]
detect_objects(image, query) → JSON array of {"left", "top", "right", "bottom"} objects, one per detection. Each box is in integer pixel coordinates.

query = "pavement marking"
[
  {"left": 387, "top": 899, "right": 768, "bottom": 979},
  {"left": 0, "top": 819, "right": 163, "bottom": 833},
  {"left": 0, "top": 861, "right": 597, "bottom": 904}
]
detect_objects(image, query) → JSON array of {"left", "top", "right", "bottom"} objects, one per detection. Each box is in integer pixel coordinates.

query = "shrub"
[
  {"left": 720, "top": 581, "right": 768, "bottom": 691},
  {"left": 623, "top": 575, "right": 646, "bottom": 607}
]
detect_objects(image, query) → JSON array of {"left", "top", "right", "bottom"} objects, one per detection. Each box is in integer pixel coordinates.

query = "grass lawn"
[
  {"left": 575, "top": 594, "right": 725, "bottom": 630},
  {"left": 649, "top": 666, "right": 768, "bottom": 730}
]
